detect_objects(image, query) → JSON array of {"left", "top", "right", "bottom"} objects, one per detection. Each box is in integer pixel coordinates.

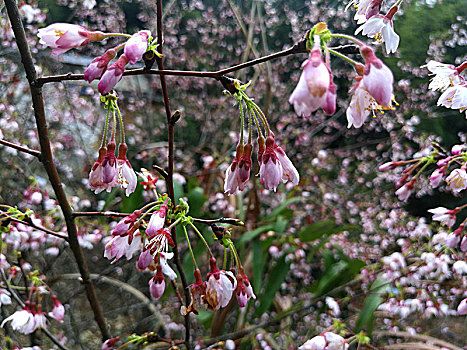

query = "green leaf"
[
  {"left": 355, "top": 278, "right": 389, "bottom": 335},
  {"left": 263, "top": 197, "right": 303, "bottom": 220},
  {"left": 173, "top": 180, "right": 184, "bottom": 202},
  {"left": 252, "top": 239, "right": 264, "bottom": 292},
  {"left": 187, "top": 186, "right": 206, "bottom": 217},
  {"left": 254, "top": 255, "right": 290, "bottom": 317},
  {"left": 120, "top": 184, "right": 143, "bottom": 213},
  {"left": 237, "top": 224, "right": 275, "bottom": 245}
]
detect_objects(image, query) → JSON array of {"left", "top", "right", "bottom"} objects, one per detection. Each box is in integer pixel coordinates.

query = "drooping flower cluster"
[
  {"left": 288, "top": 25, "right": 395, "bottom": 129},
  {"left": 224, "top": 81, "right": 300, "bottom": 194}
]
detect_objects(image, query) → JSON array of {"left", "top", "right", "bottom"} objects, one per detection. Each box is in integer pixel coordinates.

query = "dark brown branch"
[
  {"left": 0, "top": 139, "right": 42, "bottom": 160},
  {"left": 36, "top": 38, "right": 308, "bottom": 85},
  {"left": 0, "top": 268, "right": 69, "bottom": 350},
  {"left": 155, "top": 1, "right": 192, "bottom": 348},
  {"left": 7, "top": 217, "right": 68, "bottom": 240},
  {"left": 4, "top": 0, "right": 110, "bottom": 340}
]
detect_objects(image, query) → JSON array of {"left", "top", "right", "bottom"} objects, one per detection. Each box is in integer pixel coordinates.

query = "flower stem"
[
  {"left": 103, "top": 33, "right": 132, "bottom": 39},
  {"left": 114, "top": 100, "right": 125, "bottom": 143},
  {"left": 183, "top": 226, "right": 198, "bottom": 269},
  {"left": 330, "top": 33, "right": 364, "bottom": 46},
  {"left": 327, "top": 48, "right": 360, "bottom": 67},
  {"left": 239, "top": 99, "right": 244, "bottom": 145},
  {"left": 101, "top": 101, "right": 111, "bottom": 148},
  {"left": 189, "top": 222, "right": 213, "bottom": 257}
]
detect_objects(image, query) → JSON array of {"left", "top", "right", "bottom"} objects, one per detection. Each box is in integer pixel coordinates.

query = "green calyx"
[{"left": 307, "top": 22, "right": 332, "bottom": 51}]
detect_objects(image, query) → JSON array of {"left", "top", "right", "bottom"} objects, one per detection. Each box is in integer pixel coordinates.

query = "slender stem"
[
  {"left": 330, "top": 33, "right": 364, "bottom": 47},
  {"left": 114, "top": 101, "right": 125, "bottom": 143},
  {"left": 229, "top": 242, "right": 242, "bottom": 269},
  {"left": 4, "top": 0, "right": 110, "bottom": 340},
  {"left": 328, "top": 48, "right": 360, "bottom": 67},
  {"left": 103, "top": 33, "right": 132, "bottom": 39},
  {"left": 101, "top": 102, "right": 111, "bottom": 148},
  {"left": 111, "top": 107, "right": 117, "bottom": 141},
  {"left": 0, "top": 139, "right": 41, "bottom": 160},
  {"left": 247, "top": 104, "right": 252, "bottom": 143},
  {"left": 249, "top": 105, "right": 264, "bottom": 139},
  {"left": 189, "top": 222, "right": 213, "bottom": 257},
  {"left": 223, "top": 245, "right": 227, "bottom": 270},
  {"left": 183, "top": 226, "right": 198, "bottom": 270},
  {"left": 239, "top": 100, "right": 245, "bottom": 144}
]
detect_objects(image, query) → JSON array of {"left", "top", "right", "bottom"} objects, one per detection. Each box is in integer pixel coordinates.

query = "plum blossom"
[
  {"left": 356, "top": 8, "right": 400, "bottom": 54},
  {"left": 423, "top": 61, "right": 462, "bottom": 92},
  {"left": 427, "top": 207, "right": 456, "bottom": 227},
  {"left": 325, "top": 297, "right": 341, "bottom": 316},
  {"left": 289, "top": 35, "right": 334, "bottom": 116},
  {"left": 84, "top": 48, "right": 117, "bottom": 83},
  {"left": 146, "top": 228, "right": 174, "bottom": 254},
  {"left": 160, "top": 252, "right": 177, "bottom": 280},
  {"left": 124, "top": 30, "right": 150, "bottom": 65},
  {"left": 429, "top": 167, "right": 446, "bottom": 188},
  {"left": 437, "top": 83, "right": 467, "bottom": 117},
  {"left": 98, "top": 54, "right": 129, "bottom": 95},
  {"left": 395, "top": 179, "right": 415, "bottom": 201},
  {"left": 299, "top": 332, "right": 347, "bottom": 350},
  {"left": 111, "top": 210, "right": 141, "bottom": 236},
  {"left": 347, "top": 0, "right": 382, "bottom": 24},
  {"left": 38, "top": 23, "right": 105, "bottom": 55},
  {"left": 0, "top": 288, "right": 12, "bottom": 306},
  {"left": 205, "top": 258, "right": 237, "bottom": 310},
  {"left": 89, "top": 142, "right": 118, "bottom": 194},
  {"left": 445, "top": 167, "right": 467, "bottom": 193}
]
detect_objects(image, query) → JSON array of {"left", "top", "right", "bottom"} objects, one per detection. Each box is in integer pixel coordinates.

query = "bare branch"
[
  {"left": 0, "top": 139, "right": 42, "bottom": 160},
  {"left": 7, "top": 217, "right": 68, "bottom": 240}
]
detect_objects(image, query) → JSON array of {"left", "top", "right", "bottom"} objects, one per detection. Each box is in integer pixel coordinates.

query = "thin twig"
[
  {"left": 155, "top": 1, "right": 191, "bottom": 348},
  {"left": 4, "top": 0, "right": 109, "bottom": 340},
  {"left": 0, "top": 139, "right": 42, "bottom": 160},
  {"left": 0, "top": 268, "right": 69, "bottom": 350}
]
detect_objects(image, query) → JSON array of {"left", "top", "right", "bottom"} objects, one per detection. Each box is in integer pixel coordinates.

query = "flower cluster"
[
  {"left": 224, "top": 81, "right": 300, "bottom": 194},
  {"left": 349, "top": 0, "right": 401, "bottom": 54},
  {"left": 424, "top": 60, "right": 467, "bottom": 117},
  {"left": 299, "top": 332, "right": 348, "bottom": 350},
  {"left": 288, "top": 27, "right": 395, "bottom": 130}
]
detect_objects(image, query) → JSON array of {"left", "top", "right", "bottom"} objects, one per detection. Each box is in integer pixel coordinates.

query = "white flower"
[
  {"left": 437, "top": 83, "right": 467, "bottom": 116},
  {"left": 423, "top": 61, "right": 461, "bottom": 92},
  {"left": 1, "top": 309, "right": 36, "bottom": 334},
  {"left": 205, "top": 270, "right": 237, "bottom": 310},
  {"left": 356, "top": 15, "right": 400, "bottom": 54},
  {"left": 325, "top": 297, "right": 341, "bottom": 316},
  {"left": 299, "top": 335, "right": 326, "bottom": 350},
  {"left": 160, "top": 252, "right": 177, "bottom": 280},
  {"left": 427, "top": 207, "right": 456, "bottom": 227},
  {"left": 445, "top": 168, "right": 467, "bottom": 193},
  {"left": 0, "top": 289, "right": 12, "bottom": 306}
]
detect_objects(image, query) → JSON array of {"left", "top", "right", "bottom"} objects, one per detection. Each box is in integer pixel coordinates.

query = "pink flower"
[
  {"left": 98, "top": 54, "right": 129, "bottom": 95},
  {"left": 0, "top": 288, "right": 12, "bottom": 307},
  {"left": 321, "top": 79, "right": 337, "bottom": 116},
  {"left": 116, "top": 143, "right": 137, "bottom": 196},
  {"left": 38, "top": 23, "right": 105, "bottom": 55},
  {"left": 258, "top": 136, "right": 283, "bottom": 191},
  {"left": 89, "top": 142, "right": 118, "bottom": 194},
  {"left": 48, "top": 296, "right": 65, "bottom": 322},
  {"left": 395, "top": 179, "right": 415, "bottom": 201},
  {"left": 224, "top": 142, "right": 252, "bottom": 195},
  {"left": 136, "top": 249, "right": 154, "bottom": 271},
  {"left": 360, "top": 46, "right": 394, "bottom": 106},
  {"left": 149, "top": 267, "right": 165, "bottom": 299},
  {"left": 160, "top": 252, "right": 177, "bottom": 280},
  {"left": 325, "top": 297, "right": 341, "bottom": 316},
  {"left": 445, "top": 232, "right": 460, "bottom": 249},
  {"left": 427, "top": 207, "right": 456, "bottom": 227},
  {"left": 34, "top": 307, "right": 47, "bottom": 329},
  {"left": 146, "top": 200, "right": 168, "bottom": 236},
  {"left": 235, "top": 269, "right": 256, "bottom": 308},
  {"left": 84, "top": 48, "right": 117, "bottom": 83},
  {"left": 461, "top": 236, "right": 467, "bottom": 252},
  {"left": 102, "top": 338, "right": 118, "bottom": 350},
  {"left": 457, "top": 298, "right": 467, "bottom": 315},
  {"left": 356, "top": 7, "right": 400, "bottom": 54},
  {"left": 445, "top": 167, "right": 467, "bottom": 193},
  {"left": 346, "top": 83, "right": 383, "bottom": 128},
  {"left": 430, "top": 167, "right": 446, "bottom": 188},
  {"left": 111, "top": 210, "right": 141, "bottom": 236},
  {"left": 146, "top": 228, "right": 174, "bottom": 254},
  {"left": 205, "top": 258, "right": 237, "bottom": 310},
  {"left": 124, "top": 30, "right": 150, "bottom": 65},
  {"left": 104, "top": 234, "right": 142, "bottom": 263},
  {"left": 289, "top": 39, "right": 331, "bottom": 116},
  {"left": 451, "top": 144, "right": 465, "bottom": 155},
  {"left": 379, "top": 161, "right": 402, "bottom": 172},
  {"left": 348, "top": 0, "right": 382, "bottom": 24},
  {"left": 259, "top": 135, "right": 299, "bottom": 191},
  {"left": 437, "top": 83, "right": 467, "bottom": 116}
]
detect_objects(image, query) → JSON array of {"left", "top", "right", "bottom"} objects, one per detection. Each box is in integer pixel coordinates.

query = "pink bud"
[
  {"left": 430, "top": 167, "right": 446, "bottom": 188},
  {"left": 457, "top": 298, "right": 467, "bottom": 315},
  {"left": 379, "top": 161, "right": 399, "bottom": 172},
  {"left": 461, "top": 236, "right": 467, "bottom": 251},
  {"left": 98, "top": 54, "right": 129, "bottom": 95},
  {"left": 149, "top": 269, "right": 165, "bottom": 299},
  {"left": 124, "top": 30, "right": 150, "bottom": 65},
  {"left": 451, "top": 144, "right": 464, "bottom": 155},
  {"left": 48, "top": 296, "right": 65, "bottom": 322},
  {"left": 84, "top": 49, "right": 117, "bottom": 83}
]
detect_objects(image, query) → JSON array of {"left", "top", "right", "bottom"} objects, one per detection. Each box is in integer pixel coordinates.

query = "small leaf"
[
  {"left": 254, "top": 255, "right": 290, "bottom": 317},
  {"left": 355, "top": 278, "right": 389, "bottom": 335}
]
